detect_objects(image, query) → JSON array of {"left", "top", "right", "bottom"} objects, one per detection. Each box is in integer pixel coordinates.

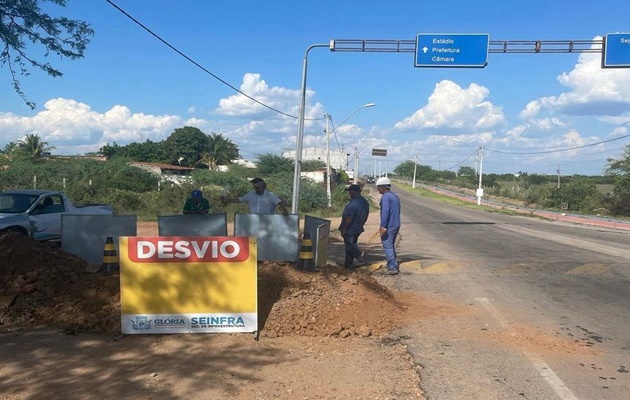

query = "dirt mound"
[
  {"left": 0, "top": 231, "right": 119, "bottom": 335},
  {"left": 0, "top": 232, "right": 411, "bottom": 337}
]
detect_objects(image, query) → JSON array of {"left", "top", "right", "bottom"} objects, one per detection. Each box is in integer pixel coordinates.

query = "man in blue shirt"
[
  {"left": 376, "top": 177, "right": 401, "bottom": 275},
  {"left": 339, "top": 184, "right": 370, "bottom": 270}
]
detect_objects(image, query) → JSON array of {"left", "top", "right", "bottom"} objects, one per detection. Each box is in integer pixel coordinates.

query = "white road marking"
[{"left": 476, "top": 297, "right": 579, "bottom": 400}]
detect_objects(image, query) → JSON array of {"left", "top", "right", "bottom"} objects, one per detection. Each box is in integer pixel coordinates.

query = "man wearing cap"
[
  {"left": 376, "top": 177, "right": 401, "bottom": 275},
  {"left": 183, "top": 189, "right": 211, "bottom": 214},
  {"left": 339, "top": 184, "right": 370, "bottom": 270},
  {"left": 224, "top": 177, "right": 289, "bottom": 215}
]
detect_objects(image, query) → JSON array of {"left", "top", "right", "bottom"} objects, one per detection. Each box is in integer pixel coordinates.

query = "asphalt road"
[{"left": 373, "top": 185, "right": 630, "bottom": 400}]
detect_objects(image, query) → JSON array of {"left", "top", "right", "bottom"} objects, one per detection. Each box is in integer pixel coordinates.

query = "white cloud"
[
  {"left": 393, "top": 80, "right": 505, "bottom": 131},
  {"left": 519, "top": 38, "right": 630, "bottom": 119},
  {"left": 0, "top": 73, "right": 329, "bottom": 158},
  {"left": 0, "top": 98, "right": 183, "bottom": 152},
  {"left": 216, "top": 73, "right": 307, "bottom": 118},
  {"left": 529, "top": 117, "right": 567, "bottom": 130}
]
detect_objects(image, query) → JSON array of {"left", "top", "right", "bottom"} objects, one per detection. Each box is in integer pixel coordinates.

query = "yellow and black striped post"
[
  {"left": 296, "top": 232, "right": 317, "bottom": 272},
  {"left": 100, "top": 236, "right": 119, "bottom": 275}
]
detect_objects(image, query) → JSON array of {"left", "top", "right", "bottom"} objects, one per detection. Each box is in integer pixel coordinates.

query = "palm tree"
[
  {"left": 0, "top": 142, "right": 18, "bottom": 160},
  {"left": 16, "top": 133, "right": 55, "bottom": 158},
  {"left": 199, "top": 133, "right": 240, "bottom": 170}
]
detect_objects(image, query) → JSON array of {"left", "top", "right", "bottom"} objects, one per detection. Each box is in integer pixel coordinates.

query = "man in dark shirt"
[
  {"left": 339, "top": 184, "right": 370, "bottom": 270},
  {"left": 182, "top": 189, "right": 210, "bottom": 214}
]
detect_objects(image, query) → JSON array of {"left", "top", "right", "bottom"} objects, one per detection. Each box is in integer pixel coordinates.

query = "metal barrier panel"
[
  {"left": 304, "top": 215, "right": 331, "bottom": 267},
  {"left": 315, "top": 223, "right": 329, "bottom": 267},
  {"left": 61, "top": 215, "right": 137, "bottom": 265},
  {"left": 158, "top": 214, "right": 227, "bottom": 236},
  {"left": 234, "top": 214, "right": 299, "bottom": 261}
]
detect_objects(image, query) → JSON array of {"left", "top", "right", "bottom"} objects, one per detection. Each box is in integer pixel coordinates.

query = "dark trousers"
[{"left": 343, "top": 233, "right": 362, "bottom": 268}]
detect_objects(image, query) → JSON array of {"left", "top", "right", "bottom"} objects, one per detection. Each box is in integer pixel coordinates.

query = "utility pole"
[
  {"left": 412, "top": 156, "right": 418, "bottom": 189},
  {"left": 476, "top": 146, "right": 484, "bottom": 206},
  {"left": 557, "top": 164, "right": 561, "bottom": 190},
  {"left": 353, "top": 147, "right": 359, "bottom": 184},
  {"left": 325, "top": 114, "right": 332, "bottom": 208}
]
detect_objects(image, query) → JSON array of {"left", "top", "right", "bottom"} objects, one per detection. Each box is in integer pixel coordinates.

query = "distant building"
[
  {"left": 49, "top": 154, "right": 107, "bottom": 162},
  {"left": 282, "top": 147, "right": 348, "bottom": 171},
  {"left": 129, "top": 162, "right": 194, "bottom": 185},
  {"left": 218, "top": 159, "right": 257, "bottom": 171}
]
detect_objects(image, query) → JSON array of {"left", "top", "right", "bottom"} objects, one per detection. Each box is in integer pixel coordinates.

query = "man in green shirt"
[{"left": 182, "top": 189, "right": 210, "bottom": 214}]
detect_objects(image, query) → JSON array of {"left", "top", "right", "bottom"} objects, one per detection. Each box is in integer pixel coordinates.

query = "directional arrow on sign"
[{"left": 422, "top": 46, "right": 428, "bottom": 53}]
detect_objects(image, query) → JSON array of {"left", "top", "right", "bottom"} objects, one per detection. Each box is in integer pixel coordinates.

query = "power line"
[
  {"left": 104, "top": 0, "right": 321, "bottom": 120},
  {"left": 486, "top": 134, "right": 630, "bottom": 155},
  {"left": 328, "top": 117, "right": 349, "bottom": 164}
]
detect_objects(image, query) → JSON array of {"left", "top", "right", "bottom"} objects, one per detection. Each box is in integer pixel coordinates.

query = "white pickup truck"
[{"left": 0, "top": 190, "right": 114, "bottom": 241}]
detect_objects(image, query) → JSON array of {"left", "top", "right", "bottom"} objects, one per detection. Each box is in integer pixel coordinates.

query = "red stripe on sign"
[{"left": 127, "top": 236, "right": 250, "bottom": 263}]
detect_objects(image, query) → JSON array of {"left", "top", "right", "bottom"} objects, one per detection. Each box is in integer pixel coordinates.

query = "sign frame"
[
  {"left": 602, "top": 33, "right": 630, "bottom": 68},
  {"left": 372, "top": 148, "right": 387, "bottom": 157},
  {"left": 119, "top": 236, "right": 258, "bottom": 335},
  {"left": 415, "top": 33, "right": 490, "bottom": 68}
]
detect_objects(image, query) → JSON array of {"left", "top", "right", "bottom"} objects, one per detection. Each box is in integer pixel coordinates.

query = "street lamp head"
[{"left": 363, "top": 103, "right": 376, "bottom": 108}]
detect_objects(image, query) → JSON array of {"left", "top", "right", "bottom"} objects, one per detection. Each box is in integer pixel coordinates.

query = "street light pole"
[{"left": 291, "top": 43, "right": 330, "bottom": 215}]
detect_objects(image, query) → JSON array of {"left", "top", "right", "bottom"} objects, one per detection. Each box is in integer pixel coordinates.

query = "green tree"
[
  {"left": 1, "top": 0, "right": 94, "bottom": 109},
  {"left": 255, "top": 153, "right": 293, "bottom": 175},
  {"left": 546, "top": 177, "right": 601, "bottom": 213},
  {"left": 458, "top": 166, "right": 476, "bottom": 177},
  {"left": 163, "top": 126, "right": 209, "bottom": 166},
  {"left": 16, "top": 133, "right": 55, "bottom": 158},
  {"left": 607, "top": 145, "right": 630, "bottom": 175},
  {"left": 606, "top": 145, "right": 630, "bottom": 215},
  {"left": 199, "top": 133, "right": 240, "bottom": 170},
  {"left": 0, "top": 141, "right": 18, "bottom": 160},
  {"left": 393, "top": 160, "right": 416, "bottom": 178},
  {"left": 301, "top": 159, "right": 326, "bottom": 172}
]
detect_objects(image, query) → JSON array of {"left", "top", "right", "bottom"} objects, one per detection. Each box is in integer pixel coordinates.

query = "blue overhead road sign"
[
  {"left": 603, "top": 33, "right": 630, "bottom": 68},
  {"left": 415, "top": 33, "right": 489, "bottom": 68}
]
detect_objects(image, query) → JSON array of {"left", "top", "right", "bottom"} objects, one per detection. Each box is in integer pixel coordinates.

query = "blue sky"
[{"left": 2, "top": 0, "right": 630, "bottom": 176}]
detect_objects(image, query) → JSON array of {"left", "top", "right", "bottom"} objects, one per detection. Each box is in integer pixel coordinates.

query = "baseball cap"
[
  {"left": 346, "top": 184, "right": 361, "bottom": 192},
  {"left": 250, "top": 177, "right": 264, "bottom": 184},
  {"left": 191, "top": 189, "right": 203, "bottom": 198}
]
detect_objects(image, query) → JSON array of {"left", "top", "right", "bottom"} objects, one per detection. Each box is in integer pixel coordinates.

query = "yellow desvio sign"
[{"left": 119, "top": 236, "right": 257, "bottom": 334}]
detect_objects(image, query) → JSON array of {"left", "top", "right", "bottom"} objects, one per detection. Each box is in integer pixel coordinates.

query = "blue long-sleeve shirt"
[
  {"left": 339, "top": 196, "right": 370, "bottom": 236},
  {"left": 379, "top": 191, "right": 401, "bottom": 230}
]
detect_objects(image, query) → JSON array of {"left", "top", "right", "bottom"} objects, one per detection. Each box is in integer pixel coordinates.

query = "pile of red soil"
[{"left": 0, "top": 232, "right": 410, "bottom": 337}]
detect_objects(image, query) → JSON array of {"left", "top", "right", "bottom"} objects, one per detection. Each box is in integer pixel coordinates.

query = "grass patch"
[{"left": 396, "top": 182, "right": 532, "bottom": 217}]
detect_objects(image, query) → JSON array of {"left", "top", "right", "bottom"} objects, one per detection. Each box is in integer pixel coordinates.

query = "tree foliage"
[
  {"left": 1, "top": 0, "right": 94, "bottom": 108},
  {"left": 606, "top": 144, "right": 630, "bottom": 214},
  {"left": 199, "top": 133, "right": 240, "bottom": 170},
  {"left": 255, "top": 153, "right": 294, "bottom": 175},
  {"left": 163, "top": 126, "right": 209, "bottom": 166},
  {"left": 393, "top": 160, "right": 416, "bottom": 178},
  {"left": 301, "top": 159, "right": 326, "bottom": 172},
  {"left": 16, "top": 133, "right": 55, "bottom": 158}
]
